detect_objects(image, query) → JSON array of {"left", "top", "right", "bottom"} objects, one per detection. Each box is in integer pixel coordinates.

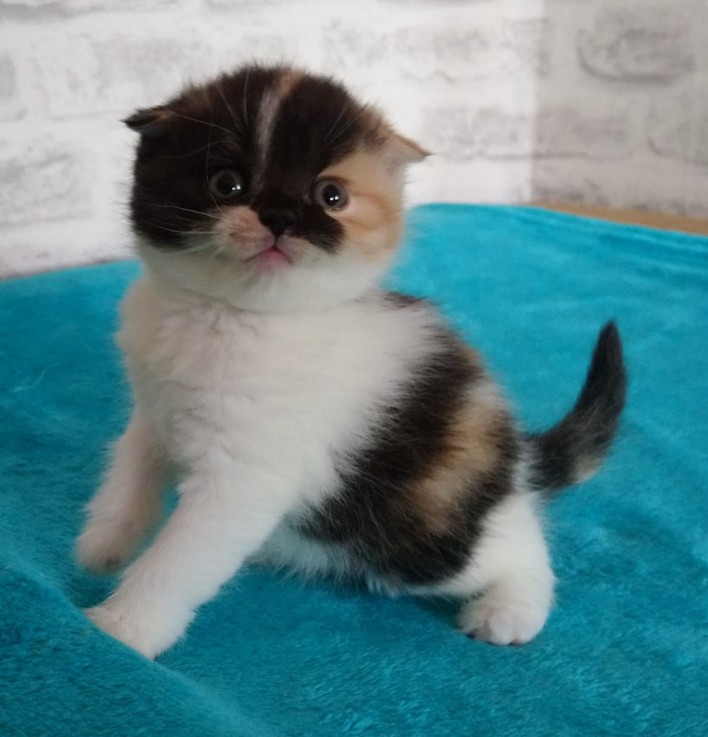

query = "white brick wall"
[{"left": 0, "top": 0, "right": 706, "bottom": 276}]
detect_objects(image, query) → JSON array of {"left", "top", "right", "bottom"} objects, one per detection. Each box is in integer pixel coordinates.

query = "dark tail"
[{"left": 526, "top": 322, "right": 627, "bottom": 494}]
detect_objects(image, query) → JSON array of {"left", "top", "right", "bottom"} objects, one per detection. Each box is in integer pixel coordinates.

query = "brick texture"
[
  {"left": 536, "top": 106, "right": 633, "bottom": 159},
  {"left": 424, "top": 103, "right": 632, "bottom": 160},
  {"left": 648, "top": 91, "right": 708, "bottom": 167},
  {"left": 533, "top": 160, "right": 708, "bottom": 218},
  {"left": 578, "top": 5, "right": 695, "bottom": 82},
  {"left": 0, "top": 0, "right": 181, "bottom": 13},
  {"left": 0, "top": 0, "right": 706, "bottom": 275},
  {"left": 0, "top": 0, "right": 57, "bottom": 8},
  {"left": 324, "top": 18, "right": 549, "bottom": 81},
  {"left": 0, "top": 138, "right": 91, "bottom": 225},
  {"left": 37, "top": 33, "right": 214, "bottom": 117},
  {"left": 207, "top": 0, "right": 288, "bottom": 5},
  {"left": 0, "top": 54, "right": 25, "bottom": 121}
]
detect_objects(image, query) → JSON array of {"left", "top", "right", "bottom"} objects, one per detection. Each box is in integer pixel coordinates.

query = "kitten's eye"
[
  {"left": 209, "top": 169, "right": 246, "bottom": 200},
  {"left": 311, "top": 179, "right": 349, "bottom": 211}
]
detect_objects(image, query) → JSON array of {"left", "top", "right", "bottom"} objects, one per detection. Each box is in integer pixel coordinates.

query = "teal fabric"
[{"left": 1, "top": 204, "right": 706, "bottom": 736}]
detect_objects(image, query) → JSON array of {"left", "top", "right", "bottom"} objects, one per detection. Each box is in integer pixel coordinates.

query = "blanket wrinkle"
[{"left": 0, "top": 205, "right": 706, "bottom": 736}]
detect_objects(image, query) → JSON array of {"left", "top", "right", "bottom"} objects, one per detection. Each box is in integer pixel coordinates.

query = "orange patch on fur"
[
  {"left": 411, "top": 376, "right": 509, "bottom": 534},
  {"left": 213, "top": 205, "right": 273, "bottom": 257},
  {"left": 319, "top": 149, "right": 405, "bottom": 259},
  {"left": 218, "top": 205, "right": 267, "bottom": 238},
  {"left": 277, "top": 70, "right": 303, "bottom": 99}
]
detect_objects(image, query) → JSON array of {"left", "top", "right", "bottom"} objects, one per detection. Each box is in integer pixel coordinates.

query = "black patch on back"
[{"left": 297, "top": 325, "right": 520, "bottom": 587}]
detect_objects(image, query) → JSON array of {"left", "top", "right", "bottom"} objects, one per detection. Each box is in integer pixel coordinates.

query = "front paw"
[
  {"left": 84, "top": 602, "right": 189, "bottom": 659},
  {"left": 75, "top": 521, "right": 136, "bottom": 574}
]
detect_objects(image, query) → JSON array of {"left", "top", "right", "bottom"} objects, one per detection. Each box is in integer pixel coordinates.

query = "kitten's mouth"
[{"left": 244, "top": 238, "right": 294, "bottom": 268}]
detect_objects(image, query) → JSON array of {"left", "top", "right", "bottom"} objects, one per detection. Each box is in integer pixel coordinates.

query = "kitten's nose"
[{"left": 258, "top": 209, "right": 295, "bottom": 237}]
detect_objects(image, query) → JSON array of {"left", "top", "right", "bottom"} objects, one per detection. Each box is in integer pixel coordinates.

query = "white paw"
[
  {"left": 458, "top": 590, "right": 550, "bottom": 646},
  {"left": 85, "top": 601, "right": 189, "bottom": 659},
  {"left": 75, "top": 521, "right": 139, "bottom": 574}
]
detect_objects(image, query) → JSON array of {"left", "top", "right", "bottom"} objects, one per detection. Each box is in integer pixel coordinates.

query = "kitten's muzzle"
[{"left": 258, "top": 209, "right": 296, "bottom": 237}]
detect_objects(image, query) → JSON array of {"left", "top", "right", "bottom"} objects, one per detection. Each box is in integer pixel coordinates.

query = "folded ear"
[
  {"left": 123, "top": 106, "right": 173, "bottom": 137},
  {"left": 389, "top": 132, "right": 430, "bottom": 164},
  {"left": 381, "top": 127, "right": 430, "bottom": 170}
]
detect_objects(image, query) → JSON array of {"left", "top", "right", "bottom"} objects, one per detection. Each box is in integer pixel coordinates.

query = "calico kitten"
[{"left": 76, "top": 65, "right": 626, "bottom": 659}]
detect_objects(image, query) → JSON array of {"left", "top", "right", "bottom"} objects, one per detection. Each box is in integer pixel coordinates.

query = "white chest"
[{"left": 116, "top": 278, "right": 429, "bottom": 493}]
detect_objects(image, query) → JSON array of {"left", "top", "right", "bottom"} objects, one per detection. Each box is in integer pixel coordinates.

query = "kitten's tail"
[{"left": 525, "top": 322, "right": 627, "bottom": 495}]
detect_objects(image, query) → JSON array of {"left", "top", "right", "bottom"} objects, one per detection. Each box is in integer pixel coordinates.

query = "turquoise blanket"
[{"left": 1, "top": 205, "right": 706, "bottom": 736}]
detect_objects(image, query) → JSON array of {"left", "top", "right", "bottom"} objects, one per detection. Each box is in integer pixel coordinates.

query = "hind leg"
[{"left": 436, "top": 492, "right": 555, "bottom": 645}]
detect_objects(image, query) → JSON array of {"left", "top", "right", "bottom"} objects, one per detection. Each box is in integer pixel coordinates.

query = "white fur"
[
  {"left": 79, "top": 273, "right": 447, "bottom": 657},
  {"left": 254, "top": 86, "right": 281, "bottom": 184},
  {"left": 77, "top": 271, "right": 558, "bottom": 657},
  {"left": 75, "top": 68, "right": 562, "bottom": 658},
  {"left": 76, "top": 410, "right": 167, "bottom": 573},
  {"left": 432, "top": 490, "right": 555, "bottom": 645},
  {"left": 138, "top": 230, "right": 394, "bottom": 313}
]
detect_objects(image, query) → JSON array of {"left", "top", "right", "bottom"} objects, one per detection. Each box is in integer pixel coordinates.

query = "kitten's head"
[{"left": 126, "top": 65, "right": 427, "bottom": 311}]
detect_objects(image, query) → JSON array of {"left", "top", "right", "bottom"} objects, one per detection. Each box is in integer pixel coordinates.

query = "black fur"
[
  {"left": 527, "top": 321, "right": 627, "bottom": 492},
  {"left": 126, "top": 65, "right": 375, "bottom": 253},
  {"left": 124, "top": 65, "right": 627, "bottom": 587},
  {"left": 297, "top": 327, "right": 520, "bottom": 586}
]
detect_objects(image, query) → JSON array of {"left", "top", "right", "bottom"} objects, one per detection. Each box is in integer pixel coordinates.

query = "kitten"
[{"left": 76, "top": 65, "right": 626, "bottom": 659}]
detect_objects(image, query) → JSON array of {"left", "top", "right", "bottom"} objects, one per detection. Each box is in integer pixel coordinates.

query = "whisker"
[
  {"left": 139, "top": 221, "right": 218, "bottom": 238},
  {"left": 215, "top": 83, "right": 246, "bottom": 138},
  {"left": 242, "top": 67, "right": 251, "bottom": 129},
  {"left": 207, "top": 243, "right": 227, "bottom": 265},
  {"left": 166, "top": 245, "right": 213, "bottom": 257},
  {"left": 130, "top": 210, "right": 205, "bottom": 230},
  {"left": 167, "top": 111, "right": 234, "bottom": 137},
  {"left": 325, "top": 109, "right": 363, "bottom": 149},
  {"left": 322, "top": 104, "right": 349, "bottom": 147},
  {"left": 149, "top": 204, "right": 222, "bottom": 221},
  {"left": 154, "top": 140, "right": 240, "bottom": 161},
  {"left": 205, "top": 122, "right": 227, "bottom": 217}
]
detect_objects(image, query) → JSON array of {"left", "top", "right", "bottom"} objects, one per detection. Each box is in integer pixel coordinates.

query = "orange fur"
[
  {"left": 320, "top": 149, "right": 405, "bottom": 259},
  {"left": 277, "top": 70, "right": 303, "bottom": 99},
  {"left": 411, "top": 381, "right": 508, "bottom": 534}
]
